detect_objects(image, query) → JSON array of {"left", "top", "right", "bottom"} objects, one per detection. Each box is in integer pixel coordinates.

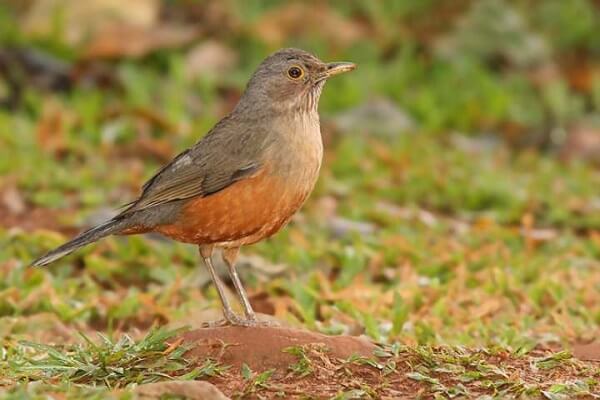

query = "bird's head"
[{"left": 239, "top": 48, "right": 355, "bottom": 114}]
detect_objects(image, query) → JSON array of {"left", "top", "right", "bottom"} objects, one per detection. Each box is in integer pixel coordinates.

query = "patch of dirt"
[
  {"left": 174, "top": 326, "right": 600, "bottom": 399},
  {"left": 573, "top": 342, "right": 600, "bottom": 362},
  {"left": 181, "top": 326, "right": 376, "bottom": 371}
]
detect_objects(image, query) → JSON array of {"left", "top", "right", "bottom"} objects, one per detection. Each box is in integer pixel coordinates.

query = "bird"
[{"left": 31, "top": 48, "right": 356, "bottom": 326}]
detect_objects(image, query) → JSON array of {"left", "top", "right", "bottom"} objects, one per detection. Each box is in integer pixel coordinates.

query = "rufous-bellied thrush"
[{"left": 32, "top": 48, "right": 356, "bottom": 326}]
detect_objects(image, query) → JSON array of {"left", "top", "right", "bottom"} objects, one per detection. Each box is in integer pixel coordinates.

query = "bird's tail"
[{"left": 30, "top": 217, "right": 128, "bottom": 267}]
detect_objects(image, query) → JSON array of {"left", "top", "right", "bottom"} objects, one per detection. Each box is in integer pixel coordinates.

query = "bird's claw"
[
  {"left": 200, "top": 319, "right": 230, "bottom": 328},
  {"left": 200, "top": 312, "right": 280, "bottom": 328}
]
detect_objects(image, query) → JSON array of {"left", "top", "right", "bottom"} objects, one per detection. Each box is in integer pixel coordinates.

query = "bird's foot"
[
  {"left": 234, "top": 313, "right": 282, "bottom": 327},
  {"left": 200, "top": 319, "right": 229, "bottom": 328},
  {"left": 200, "top": 309, "right": 257, "bottom": 328},
  {"left": 200, "top": 312, "right": 280, "bottom": 328},
  {"left": 200, "top": 318, "right": 259, "bottom": 328},
  {"left": 224, "top": 309, "right": 257, "bottom": 327}
]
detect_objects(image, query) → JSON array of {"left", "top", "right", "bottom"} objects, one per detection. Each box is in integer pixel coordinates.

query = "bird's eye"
[{"left": 287, "top": 66, "right": 304, "bottom": 80}]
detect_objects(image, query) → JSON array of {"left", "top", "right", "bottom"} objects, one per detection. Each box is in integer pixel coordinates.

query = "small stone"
[
  {"left": 328, "top": 217, "right": 376, "bottom": 238},
  {"left": 133, "top": 380, "right": 229, "bottom": 400},
  {"left": 329, "top": 98, "right": 415, "bottom": 137}
]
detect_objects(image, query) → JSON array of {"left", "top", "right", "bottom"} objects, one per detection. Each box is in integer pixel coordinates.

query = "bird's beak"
[{"left": 324, "top": 62, "right": 356, "bottom": 78}]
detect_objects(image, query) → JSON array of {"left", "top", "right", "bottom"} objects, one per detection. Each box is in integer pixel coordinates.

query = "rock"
[
  {"left": 450, "top": 133, "right": 502, "bottom": 154},
  {"left": 329, "top": 98, "right": 415, "bottom": 137},
  {"left": 434, "top": 0, "right": 550, "bottom": 67},
  {"left": 180, "top": 325, "right": 377, "bottom": 371},
  {"left": 133, "top": 380, "right": 229, "bottom": 400},
  {"left": 328, "top": 217, "right": 376, "bottom": 238}
]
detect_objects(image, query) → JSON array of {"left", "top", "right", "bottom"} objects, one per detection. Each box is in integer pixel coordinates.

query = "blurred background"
[{"left": 1, "top": 0, "right": 600, "bottom": 349}]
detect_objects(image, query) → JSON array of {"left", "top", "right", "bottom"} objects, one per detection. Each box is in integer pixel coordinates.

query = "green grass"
[{"left": 2, "top": 327, "right": 199, "bottom": 386}]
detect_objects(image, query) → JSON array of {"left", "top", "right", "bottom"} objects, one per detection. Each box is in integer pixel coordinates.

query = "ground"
[{"left": 1, "top": 1, "right": 600, "bottom": 399}]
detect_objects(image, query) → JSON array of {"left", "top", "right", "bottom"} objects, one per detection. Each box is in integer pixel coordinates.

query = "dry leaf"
[
  {"left": 22, "top": 0, "right": 160, "bottom": 46},
  {"left": 471, "top": 298, "right": 502, "bottom": 319},
  {"left": 36, "top": 100, "right": 71, "bottom": 155},
  {"left": 1, "top": 184, "right": 25, "bottom": 215},
  {"left": 184, "top": 40, "right": 238, "bottom": 80},
  {"left": 560, "top": 124, "right": 600, "bottom": 164},
  {"left": 83, "top": 24, "right": 198, "bottom": 60},
  {"left": 253, "top": 3, "right": 366, "bottom": 47}
]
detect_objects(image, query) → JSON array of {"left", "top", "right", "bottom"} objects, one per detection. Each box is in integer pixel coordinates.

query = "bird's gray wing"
[{"left": 121, "top": 118, "right": 263, "bottom": 214}]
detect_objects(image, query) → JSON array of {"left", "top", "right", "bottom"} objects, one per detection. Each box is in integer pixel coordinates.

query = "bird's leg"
[
  {"left": 222, "top": 247, "right": 257, "bottom": 323},
  {"left": 199, "top": 245, "right": 246, "bottom": 326}
]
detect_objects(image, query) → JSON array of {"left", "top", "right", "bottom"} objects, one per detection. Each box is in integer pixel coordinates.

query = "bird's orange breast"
[{"left": 154, "top": 167, "right": 311, "bottom": 247}]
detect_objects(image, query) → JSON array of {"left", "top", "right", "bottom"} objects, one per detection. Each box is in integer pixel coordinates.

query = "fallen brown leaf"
[
  {"left": 184, "top": 40, "right": 238, "bottom": 80},
  {"left": 22, "top": 0, "right": 161, "bottom": 46},
  {"left": 1, "top": 184, "right": 26, "bottom": 215},
  {"left": 36, "top": 100, "right": 72, "bottom": 156},
  {"left": 560, "top": 123, "right": 600, "bottom": 165},
  {"left": 253, "top": 3, "right": 366, "bottom": 48},
  {"left": 83, "top": 24, "right": 199, "bottom": 60},
  {"left": 161, "top": 337, "right": 184, "bottom": 355}
]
